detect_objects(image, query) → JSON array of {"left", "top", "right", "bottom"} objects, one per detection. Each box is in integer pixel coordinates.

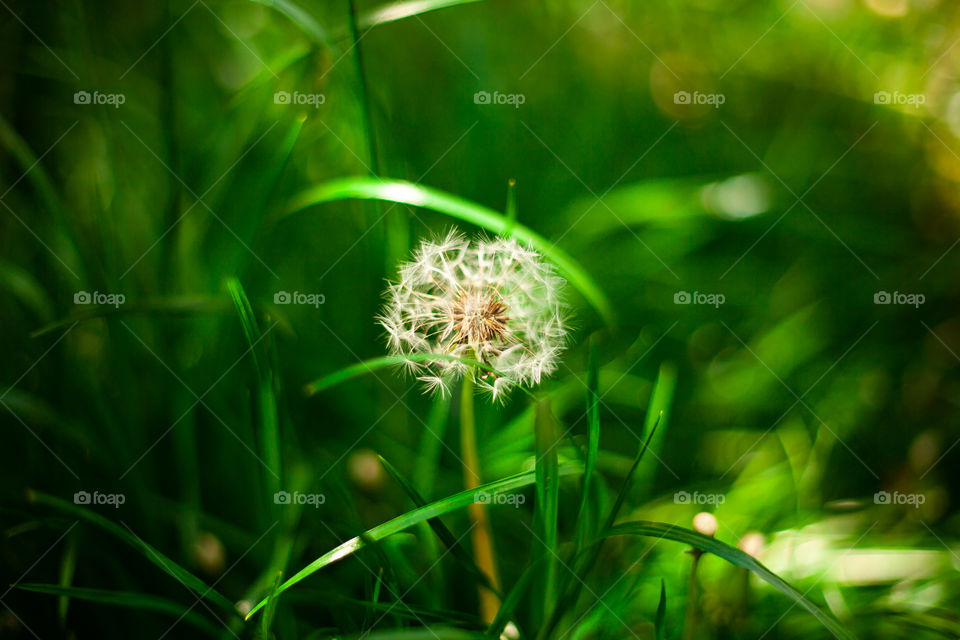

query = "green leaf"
[
  {"left": 283, "top": 178, "right": 614, "bottom": 325},
  {"left": 29, "top": 491, "right": 237, "bottom": 613},
  {"left": 605, "top": 522, "right": 855, "bottom": 640},
  {"left": 17, "top": 583, "right": 220, "bottom": 635},
  {"left": 244, "top": 464, "right": 583, "bottom": 619}
]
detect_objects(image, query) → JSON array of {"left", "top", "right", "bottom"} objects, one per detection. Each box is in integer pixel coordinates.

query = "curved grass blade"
[
  {"left": 29, "top": 491, "right": 237, "bottom": 613},
  {"left": 304, "top": 353, "right": 497, "bottom": 395},
  {"left": 247, "top": 0, "right": 328, "bottom": 44},
  {"left": 283, "top": 178, "right": 614, "bottom": 325},
  {"left": 16, "top": 583, "right": 220, "bottom": 635},
  {"left": 605, "top": 522, "right": 855, "bottom": 640},
  {"left": 378, "top": 455, "right": 502, "bottom": 597},
  {"left": 244, "top": 464, "right": 583, "bottom": 619},
  {"left": 358, "top": 0, "right": 485, "bottom": 29}
]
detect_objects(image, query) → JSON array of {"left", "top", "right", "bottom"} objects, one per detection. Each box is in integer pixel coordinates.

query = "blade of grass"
[
  {"left": 16, "top": 584, "right": 220, "bottom": 635},
  {"left": 282, "top": 178, "right": 614, "bottom": 324},
  {"left": 260, "top": 570, "right": 283, "bottom": 639},
  {"left": 30, "top": 297, "right": 227, "bottom": 338},
  {"left": 378, "top": 454, "right": 502, "bottom": 597},
  {"left": 532, "top": 399, "right": 560, "bottom": 625},
  {"left": 227, "top": 278, "right": 282, "bottom": 497},
  {"left": 245, "top": 463, "right": 583, "bottom": 619},
  {"left": 57, "top": 534, "right": 77, "bottom": 626},
  {"left": 247, "top": 0, "right": 328, "bottom": 44},
  {"left": 604, "top": 522, "right": 855, "bottom": 640},
  {"left": 574, "top": 335, "right": 601, "bottom": 551},
  {"left": 484, "top": 556, "right": 549, "bottom": 639},
  {"left": 28, "top": 491, "right": 237, "bottom": 613},
  {"left": 633, "top": 362, "right": 676, "bottom": 487},
  {"left": 539, "top": 378, "right": 665, "bottom": 640},
  {"left": 358, "top": 0, "right": 486, "bottom": 29},
  {"left": 655, "top": 578, "right": 667, "bottom": 640},
  {"left": 304, "top": 353, "right": 498, "bottom": 395}
]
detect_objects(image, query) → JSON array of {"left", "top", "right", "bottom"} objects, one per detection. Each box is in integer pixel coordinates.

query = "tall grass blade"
[
  {"left": 532, "top": 399, "right": 560, "bottom": 624},
  {"left": 227, "top": 278, "right": 282, "bottom": 496}
]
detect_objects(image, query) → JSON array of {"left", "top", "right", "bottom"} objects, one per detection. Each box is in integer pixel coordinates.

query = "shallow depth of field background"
[{"left": 2, "top": 0, "right": 960, "bottom": 638}]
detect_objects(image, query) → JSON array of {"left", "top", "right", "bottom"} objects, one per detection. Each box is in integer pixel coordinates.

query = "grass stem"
[{"left": 460, "top": 372, "right": 501, "bottom": 623}]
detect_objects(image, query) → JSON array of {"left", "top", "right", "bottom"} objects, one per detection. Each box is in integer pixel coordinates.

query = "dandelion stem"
[{"left": 460, "top": 371, "right": 501, "bottom": 623}]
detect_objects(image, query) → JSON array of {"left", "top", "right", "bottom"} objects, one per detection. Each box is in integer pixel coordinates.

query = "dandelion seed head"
[{"left": 378, "top": 230, "right": 568, "bottom": 400}]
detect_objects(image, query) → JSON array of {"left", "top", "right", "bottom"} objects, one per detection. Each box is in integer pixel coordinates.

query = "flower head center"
[{"left": 449, "top": 289, "right": 510, "bottom": 346}]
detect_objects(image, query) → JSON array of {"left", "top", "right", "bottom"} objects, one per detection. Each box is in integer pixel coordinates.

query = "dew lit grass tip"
[{"left": 378, "top": 229, "right": 569, "bottom": 400}]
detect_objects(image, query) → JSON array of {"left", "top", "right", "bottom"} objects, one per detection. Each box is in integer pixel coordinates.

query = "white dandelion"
[{"left": 378, "top": 229, "right": 568, "bottom": 400}]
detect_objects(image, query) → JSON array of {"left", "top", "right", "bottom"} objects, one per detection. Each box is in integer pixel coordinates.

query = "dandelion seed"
[{"left": 378, "top": 230, "right": 568, "bottom": 400}]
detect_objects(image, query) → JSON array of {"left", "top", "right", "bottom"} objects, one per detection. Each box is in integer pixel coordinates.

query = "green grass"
[{"left": 3, "top": 0, "right": 958, "bottom": 638}]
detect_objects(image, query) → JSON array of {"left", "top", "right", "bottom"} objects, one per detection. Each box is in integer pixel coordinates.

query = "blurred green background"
[{"left": 3, "top": 0, "right": 960, "bottom": 637}]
